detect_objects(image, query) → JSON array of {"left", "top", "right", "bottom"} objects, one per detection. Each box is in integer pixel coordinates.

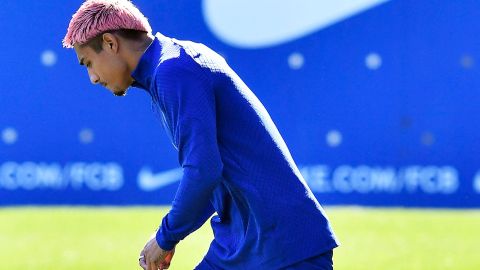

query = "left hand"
[{"left": 139, "top": 234, "right": 175, "bottom": 270}]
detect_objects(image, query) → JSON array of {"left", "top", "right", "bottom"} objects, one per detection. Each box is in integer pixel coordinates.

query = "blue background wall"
[{"left": 1, "top": 0, "right": 479, "bottom": 207}]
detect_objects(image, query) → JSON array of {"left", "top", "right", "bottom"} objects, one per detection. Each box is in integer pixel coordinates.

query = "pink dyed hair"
[{"left": 63, "top": 0, "right": 152, "bottom": 48}]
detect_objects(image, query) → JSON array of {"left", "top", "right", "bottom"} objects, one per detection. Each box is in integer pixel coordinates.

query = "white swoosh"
[
  {"left": 203, "top": 0, "right": 391, "bottom": 49},
  {"left": 137, "top": 167, "right": 183, "bottom": 191}
]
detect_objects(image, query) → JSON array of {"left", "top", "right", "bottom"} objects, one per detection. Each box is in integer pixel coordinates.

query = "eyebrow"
[{"left": 79, "top": 57, "right": 85, "bottom": 66}]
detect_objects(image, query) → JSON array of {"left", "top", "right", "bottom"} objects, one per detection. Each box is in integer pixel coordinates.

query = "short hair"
[
  {"left": 63, "top": 0, "right": 152, "bottom": 48},
  {"left": 83, "top": 29, "right": 147, "bottom": 53}
]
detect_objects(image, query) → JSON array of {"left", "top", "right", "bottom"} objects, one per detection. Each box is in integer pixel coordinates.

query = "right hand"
[
  {"left": 139, "top": 233, "right": 176, "bottom": 270},
  {"left": 160, "top": 248, "right": 175, "bottom": 269}
]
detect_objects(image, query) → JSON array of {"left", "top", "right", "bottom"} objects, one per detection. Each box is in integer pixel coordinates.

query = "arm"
[{"left": 155, "top": 59, "right": 222, "bottom": 250}]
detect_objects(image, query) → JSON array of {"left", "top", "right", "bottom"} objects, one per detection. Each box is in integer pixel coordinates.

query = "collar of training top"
[{"left": 131, "top": 32, "right": 164, "bottom": 91}]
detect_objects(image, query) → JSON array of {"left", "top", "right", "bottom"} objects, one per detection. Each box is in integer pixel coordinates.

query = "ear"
[{"left": 102, "top": 33, "right": 119, "bottom": 53}]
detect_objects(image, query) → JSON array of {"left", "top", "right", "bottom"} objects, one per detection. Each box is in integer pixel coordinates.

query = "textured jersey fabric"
[{"left": 131, "top": 33, "right": 339, "bottom": 269}]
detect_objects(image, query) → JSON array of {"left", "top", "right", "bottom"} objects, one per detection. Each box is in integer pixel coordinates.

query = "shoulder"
[
  {"left": 158, "top": 56, "right": 200, "bottom": 78},
  {"left": 161, "top": 39, "right": 226, "bottom": 77},
  {"left": 155, "top": 51, "right": 213, "bottom": 91}
]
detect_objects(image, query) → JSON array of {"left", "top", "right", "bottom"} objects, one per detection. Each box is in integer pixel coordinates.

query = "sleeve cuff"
[{"left": 155, "top": 216, "right": 179, "bottom": 251}]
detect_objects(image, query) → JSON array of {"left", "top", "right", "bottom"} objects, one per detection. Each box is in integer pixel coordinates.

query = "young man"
[{"left": 63, "top": 1, "right": 339, "bottom": 269}]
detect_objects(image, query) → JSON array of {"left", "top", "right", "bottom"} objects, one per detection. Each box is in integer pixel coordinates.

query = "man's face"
[{"left": 74, "top": 41, "right": 132, "bottom": 97}]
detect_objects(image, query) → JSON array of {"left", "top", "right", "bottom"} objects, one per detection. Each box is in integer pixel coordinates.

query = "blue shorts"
[{"left": 195, "top": 250, "right": 334, "bottom": 270}]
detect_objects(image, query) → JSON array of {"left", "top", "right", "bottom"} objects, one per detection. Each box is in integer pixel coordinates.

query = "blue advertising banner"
[{"left": 1, "top": 0, "right": 479, "bottom": 207}]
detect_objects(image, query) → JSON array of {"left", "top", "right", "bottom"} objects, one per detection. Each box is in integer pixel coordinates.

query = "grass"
[{"left": 0, "top": 207, "right": 479, "bottom": 269}]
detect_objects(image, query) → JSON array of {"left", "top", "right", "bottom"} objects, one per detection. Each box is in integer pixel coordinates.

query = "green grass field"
[{"left": 1, "top": 207, "right": 479, "bottom": 269}]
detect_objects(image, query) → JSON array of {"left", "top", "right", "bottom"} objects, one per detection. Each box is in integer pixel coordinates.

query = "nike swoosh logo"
[
  {"left": 137, "top": 167, "right": 183, "bottom": 191},
  {"left": 203, "top": 0, "right": 391, "bottom": 49}
]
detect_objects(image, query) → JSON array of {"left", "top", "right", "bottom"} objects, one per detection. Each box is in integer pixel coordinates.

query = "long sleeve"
[
  {"left": 154, "top": 58, "right": 223, "bottom": 250},
  {"left": 132, "top": 34, "right": 339, "bottom": 268}
]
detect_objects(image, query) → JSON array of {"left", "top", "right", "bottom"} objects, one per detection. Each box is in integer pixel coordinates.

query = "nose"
[{"left": 88, "top": 69, "right": 100, "bottom": 85}]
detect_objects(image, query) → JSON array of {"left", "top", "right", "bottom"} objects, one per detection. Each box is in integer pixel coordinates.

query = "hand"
[{"left": 139, "top": 234, "right": 175, "bottom": 270}]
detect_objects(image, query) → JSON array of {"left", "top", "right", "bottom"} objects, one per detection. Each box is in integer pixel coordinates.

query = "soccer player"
[{"left": 63, "top": 1, "right": 339, "bottom": 269}]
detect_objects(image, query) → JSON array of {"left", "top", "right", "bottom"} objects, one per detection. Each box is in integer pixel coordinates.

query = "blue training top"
[{"left": 131, "top": 33, "right": 339, "bottom": 269}]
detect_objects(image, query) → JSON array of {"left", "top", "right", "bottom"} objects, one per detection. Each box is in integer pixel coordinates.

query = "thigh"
[{"left": 283, "top": 250, "right": 334, "bottom": 270}]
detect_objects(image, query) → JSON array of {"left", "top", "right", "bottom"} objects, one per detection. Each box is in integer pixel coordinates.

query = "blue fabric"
[
  {"left": 131, "top": 33, "right": 339, "bottom": 269},
  {"left": 195, "top": 251, "right": 333, "bottom": 270},
  {"left": 283, "top": 251, "right": 334, "bottom": 270}
]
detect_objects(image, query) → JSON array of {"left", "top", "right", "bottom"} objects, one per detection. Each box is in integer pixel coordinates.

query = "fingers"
[
  {"left": 148, "top": 259, "right": 159, "bottom": 270},
  {"left": 159, "top": 249, "right": 174, "bottom": 269},
  {"left": 164, "top": 252, "right": 173, "bottom": 263},
  {"left": 140, "top": 237, "right": 171, "bottom": 270},
  {"left": 144, "top": 247, "right": 157, "bottom": 270},
  {"left": 139, "top": 249, "right": 147, "bottom": 270},
  {"left": 146, "top": 254, "right": 167, "bottom": 270},
  {"left": 139, "top": 257, "right": 147, "bottom": 270},
  {"left": 146, "top": 251, "right": 161, "bottom": 270}
]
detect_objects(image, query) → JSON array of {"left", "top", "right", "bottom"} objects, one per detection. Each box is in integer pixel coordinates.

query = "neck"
[{"left": 127, "top": 33, "right": 155, "bottom": 76}]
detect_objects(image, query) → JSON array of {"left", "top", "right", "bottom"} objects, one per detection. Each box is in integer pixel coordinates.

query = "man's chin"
[{"left": 112, "top": 88, "right": 128, "bottom": 97}]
